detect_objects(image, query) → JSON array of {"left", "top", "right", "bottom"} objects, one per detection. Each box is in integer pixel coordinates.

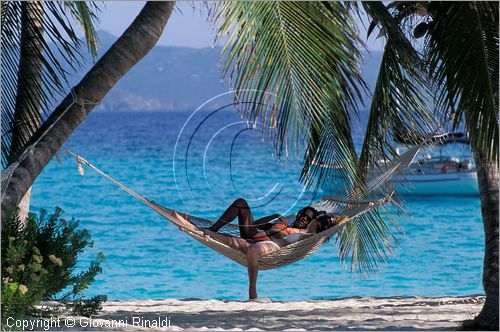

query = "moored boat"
[
  {"left": 392, "top": 156, "right": 479, "bottom": 196},
  {"left": 392, "top": 133, "right": 479, "bottom": 196},
  {"left": 321, "top": 133, "right": 480, "bottom": 197}
]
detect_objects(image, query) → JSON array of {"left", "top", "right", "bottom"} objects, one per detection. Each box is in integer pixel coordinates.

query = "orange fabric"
[
  {"left": 251, "top": 232, "right": 273, "bottom": 242},
  {"left": 269, "top": 223, "right": 288, "bottom": 232},
  {"left": 251, "top": 223, "right": 302, "bottom": 242},
  {"left": 286, "top": 227, "right": 304, "bottom": 234}
]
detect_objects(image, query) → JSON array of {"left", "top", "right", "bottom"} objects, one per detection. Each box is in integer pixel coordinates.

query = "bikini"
[{"left": 251, "top": 223, "right": 312, "bottom": 244}]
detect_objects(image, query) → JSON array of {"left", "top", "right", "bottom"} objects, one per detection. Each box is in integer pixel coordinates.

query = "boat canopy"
[
  {"left": 435, "top": 132, "right": 470, "bottom": 145},
  {"left": 394, "top": 130, "right": 469, "bottom": 146}
]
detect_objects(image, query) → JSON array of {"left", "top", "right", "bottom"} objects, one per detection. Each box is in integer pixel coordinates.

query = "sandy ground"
[{"left": 25, "top": 296, "right": 484, "bottom": 331}]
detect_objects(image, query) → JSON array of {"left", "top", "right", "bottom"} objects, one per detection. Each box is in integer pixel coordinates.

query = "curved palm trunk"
[
  {"left": 1, "top": 1, "right": 175, "bottom": 221},
  {"left": 10, "top": 2, "right": 45, "bottom": 222},
  {"left": 471, "top": 150, "right": 499, "bottom": 330}
]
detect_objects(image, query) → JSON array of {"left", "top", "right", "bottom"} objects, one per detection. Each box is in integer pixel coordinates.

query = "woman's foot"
[
  {"left": 171, "top": 210, "right": 198, "bottom": 232},
  {"left": 249, "top": 298, "right": 272, "bottom": 303}
]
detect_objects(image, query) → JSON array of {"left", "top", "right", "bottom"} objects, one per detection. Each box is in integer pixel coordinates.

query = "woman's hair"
[{"left": 297, "top": 206, "right": 318, "bottom": 218}]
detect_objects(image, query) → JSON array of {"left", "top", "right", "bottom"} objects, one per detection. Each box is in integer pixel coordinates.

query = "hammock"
[{"left": 64, "top": 146, "right": 420, "bottom": 270}]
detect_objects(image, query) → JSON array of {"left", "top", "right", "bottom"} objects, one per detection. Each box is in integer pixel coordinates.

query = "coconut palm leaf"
[
  {"left": 1, "top": 1, "right": 100, "bottom": 168},
  {"left": 332, "top": 2, "right": 441, "bottom": 274},
  {"left": 359, "top": 2, "right": 438, "bottom": 174},
  {"left": 212, "top": 2, "right": 414, "bottom": 274},
  {"left": 64, "top": 1, "right": 100, "bottom": 58},
  {"left": 212, "top": 1, "right": 365, "bottom": 182},
  {"left": 425, "top": 2, "right": 499, "bottom": 164}
]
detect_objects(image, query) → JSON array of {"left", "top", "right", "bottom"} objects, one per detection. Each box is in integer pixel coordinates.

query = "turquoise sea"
[{"left": 31, "top": 110, "right": 485, "bottom": 300}]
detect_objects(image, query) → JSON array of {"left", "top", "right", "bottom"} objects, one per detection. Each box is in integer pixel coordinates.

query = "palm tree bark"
[
  {"left": 1, "top": 1, "right": 175, "bottom": 221},
  {"left": 10, "top": 2, "right": 45, "bottom": 222},
  {"left": 470, "top": 150, "right": 499, "bottom": 330}
]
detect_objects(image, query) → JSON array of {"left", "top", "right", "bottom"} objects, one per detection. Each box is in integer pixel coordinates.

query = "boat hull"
[{"left": 392, "top": 171, "right": 479, "bottom": 196}]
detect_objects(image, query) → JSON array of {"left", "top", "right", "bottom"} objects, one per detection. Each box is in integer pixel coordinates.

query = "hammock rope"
[
  {"left": 1, "top": 90, "right": 99, "bottom": 198},
  {"left": 0, "top": 88, "right": 437, "bottom": 269},
  {"left": 59, "top": 145, "right": 420, "bottom": 270}
]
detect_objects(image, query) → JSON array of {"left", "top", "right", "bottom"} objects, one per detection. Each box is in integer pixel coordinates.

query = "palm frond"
[
  {"left": 212, "top": 2, "right": 418, "bottom": 275},
  {"left": 426, "top": 2, "right": 499, "bottom": 164},
  {"left": 1, "top": 2, "right": 23, "bottom": 165},
  {"left": 336, "top": 145, "right": 422, "bottom": 275},
  {"left": 212, "top": 1, "right": 366, "bottom": 184},
  {"left": 1, "top": 1, "right": 100, "bottom": 168},
  {"left": 63, "top": 1, "right": 100, "bottom": 59},
  {"left": 332, "top": 2, "right": 440, "bottom": 274},
  {"left": 338, "top": 209, "right": 401, "bottom": 275},
  {"left": 359, "top": 2, "right": 438, "bottom": 173}
]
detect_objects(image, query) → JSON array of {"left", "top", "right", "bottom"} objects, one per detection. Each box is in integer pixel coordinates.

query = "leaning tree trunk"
[
  {"left": 471, "top": 149, "right": 499, "bottom": 330},
  {"left": 1, "top": 1, "right": 175, "bottom": 221},
  {"left": 10, "top": 2, "right": 45, "bottom": 223}
]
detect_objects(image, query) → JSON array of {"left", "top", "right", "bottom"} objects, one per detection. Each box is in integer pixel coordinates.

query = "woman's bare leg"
[
  {"left": 210, "top": 198, "right": 258, "bottom": 239},
  {"left": 172, "top": 210, "right": 282, "bottom": 300},
  {"left": 202, "top": 228, "right": 251, "bottom": 253},
  {"left": 247, "top": 249, "right": 259, "bottom": 299},
  {"left": 171, "top": 210, "right": 251, "bottom": 253},
  {"left": 246, "top": 242, "right": 280, "bottom": 300}
]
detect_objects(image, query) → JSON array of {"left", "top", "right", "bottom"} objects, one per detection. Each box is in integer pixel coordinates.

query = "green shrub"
[{"left": 1, "top": 208, "right": 106, "bottom": 326}]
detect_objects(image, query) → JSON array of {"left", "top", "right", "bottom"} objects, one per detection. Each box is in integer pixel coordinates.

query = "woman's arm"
[{"left": 307, "top": 220, "right": 319, "bottom": 234}]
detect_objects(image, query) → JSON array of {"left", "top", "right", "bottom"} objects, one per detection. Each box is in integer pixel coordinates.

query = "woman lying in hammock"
[
  {"left": 172, "top": 198, "right": 338, "bottom": 300},
  {"left": 209, "top": 198, "right": 320, "bottom": 241}
]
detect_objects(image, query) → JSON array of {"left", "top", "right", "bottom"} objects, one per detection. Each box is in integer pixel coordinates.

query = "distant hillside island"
[{"left": 69, "top": 31, "right": 382, "bottom": 112}]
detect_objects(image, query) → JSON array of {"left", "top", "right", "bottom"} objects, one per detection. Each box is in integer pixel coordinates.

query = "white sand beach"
[{"left": 30, "top": 295, "right": 484, "bottom": 331}]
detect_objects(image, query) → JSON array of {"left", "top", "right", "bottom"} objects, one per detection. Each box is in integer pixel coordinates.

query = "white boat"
[
  {"left": 392, "top": 133, "right": 479, "bottom": 196},
  {"left": 392, "top": 155, "right": 479, "bottom": 196},
  {"left": 321, "top": 133, "right": 480, "bottom": 197}
]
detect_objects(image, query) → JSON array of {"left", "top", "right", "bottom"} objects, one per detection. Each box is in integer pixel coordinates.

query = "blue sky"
[{"left": 94, "top": 2, "right": 385, "bottom": 51}]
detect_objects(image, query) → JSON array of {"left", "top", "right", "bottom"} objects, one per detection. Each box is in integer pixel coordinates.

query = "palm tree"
[
  {"left": 1, "top": 1, "right": 100, "bottom": 221},
  {"left": 1, "top": 1, "right": 176, "bottom": 219},
  {"left": 211, "top": 1, "right": 498, "bottom": 329},
  {"left": 386, "top": 2, "right": 498, "bottom": 329}
]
